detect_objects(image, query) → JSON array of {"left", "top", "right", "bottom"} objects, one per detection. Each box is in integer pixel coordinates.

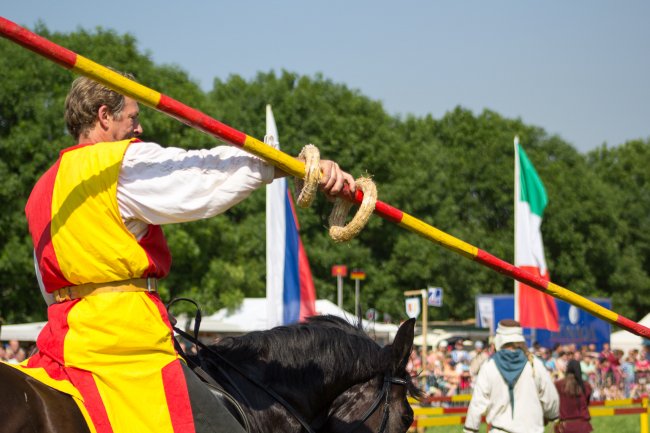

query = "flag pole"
[
  {"left": 514, "top": 136, "right": 520, "bottom": 322},
  {"left": 2, "top": 16, "right": 649, "bottom": 338}
]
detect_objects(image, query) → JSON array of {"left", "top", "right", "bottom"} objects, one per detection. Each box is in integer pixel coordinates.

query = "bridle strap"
[{"left": 338, "top": 376, "right": 409, "bottom": 433}]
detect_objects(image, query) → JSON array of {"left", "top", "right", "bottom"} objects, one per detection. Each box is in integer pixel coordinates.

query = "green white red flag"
[{"left": 514, "top": 137, "right": 559, "bottom": 331}]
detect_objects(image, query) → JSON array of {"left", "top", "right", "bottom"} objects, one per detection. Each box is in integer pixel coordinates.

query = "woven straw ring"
[
  {"left": 328, "top": 176, "right": 377, "bottom": 242},
  {"left": 295, "top": 144, "right": 321, "bottom": 208}
]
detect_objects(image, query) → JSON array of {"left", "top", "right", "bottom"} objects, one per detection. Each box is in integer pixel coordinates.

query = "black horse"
[{"left": 0, "top": 316, "right": 419, "bottom": 433}]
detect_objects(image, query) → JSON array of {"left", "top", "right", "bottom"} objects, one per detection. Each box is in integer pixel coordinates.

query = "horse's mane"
[{"left": 202, "top": 315, "right": 392, "bottom": 388}]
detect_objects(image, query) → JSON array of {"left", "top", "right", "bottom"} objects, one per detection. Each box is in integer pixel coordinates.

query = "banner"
[
  {"left": 427, "top": 287, "right": 443, "bottom": 307},
  {"left": 476, "top": 294, "right": 611, "bottom": 350},
  {"left": 514, "top": 137, "right": 559, "bottom": 331},
  {"left": 265, "top": 105, "right": 316, "bottom": 327},
  {"left": 405, "top": 298, "right": 421, "bottom": 319}
]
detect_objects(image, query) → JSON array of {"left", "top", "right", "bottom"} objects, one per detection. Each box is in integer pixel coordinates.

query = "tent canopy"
[
  {"left": 610, "top": 312, "right": 650, "bottom": 354},
  {"left": 0, "top": 322, "right": 46, "bottom": 342},
  {"left": 413, "top": 330, "right": 453, "bottom": 348},
  {"left": 185, "top": 298, "right": 398, "bottom": 344}
]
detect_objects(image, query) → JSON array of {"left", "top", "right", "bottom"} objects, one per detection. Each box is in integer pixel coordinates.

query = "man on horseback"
[{"left": 15, "top": 73, "right": 355, "bottom": 433}]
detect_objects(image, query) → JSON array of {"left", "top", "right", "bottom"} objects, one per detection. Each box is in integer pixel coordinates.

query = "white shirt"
[
  {"left": 463, "top": 356, "right": 559, "bottom": 433},
  {"left": 118, "top": 141, "right": 275, "bottom": 239}
]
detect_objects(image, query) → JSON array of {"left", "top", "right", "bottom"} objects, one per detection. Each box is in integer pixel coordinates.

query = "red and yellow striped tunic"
[{"left": 17, "top": 139, "right": 195, "bottom": 433}]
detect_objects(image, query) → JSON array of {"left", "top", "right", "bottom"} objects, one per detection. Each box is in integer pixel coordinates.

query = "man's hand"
[
  {"left": 318, "top": 159, "right": 356, "bottom": 197},
  {"left": 274, "top": 158, "right": 356, "bottom": 199}
]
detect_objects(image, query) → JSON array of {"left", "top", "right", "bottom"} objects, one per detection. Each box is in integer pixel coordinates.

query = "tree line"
[{"left": 1, "top": 25, "right": 648, "bottom": 326}]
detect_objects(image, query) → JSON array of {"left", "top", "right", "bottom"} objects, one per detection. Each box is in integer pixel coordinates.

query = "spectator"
[
  {"left": 407, "top": 349, "right": 422, "bottom": 381},
  {"left": 442, "top": 354, "right": 460, "bottom": 396},
  {"left": 554, "top": 351, "right": 569, "bottom": 380},
  {"left": 621, "top": 352, "right": 636, "bottom": 397},
  {"left": 456, "top": 357, "right": 472, "bottom": 394},
  {"left": 451, "top": 339, "right": 469, "bottom": 363},
  {"left": 635, "top": 352, "right": 649, "bottom": 384},
  {"left": 469, "top": 340, "right": 489, "bottom": 380},
  {"left": 545, "top": 350, "right": 558, "bottom": 372},
  {"left": 554, "top": 359, "right": 593, "bottom": 433},
  {"left": 580, "top": 354, "right": 598, "bottom": 384}
]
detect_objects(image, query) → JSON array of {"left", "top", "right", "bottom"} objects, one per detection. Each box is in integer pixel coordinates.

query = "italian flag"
[{"left": 514, "top": 137, "right": 559, "bottom": 331}]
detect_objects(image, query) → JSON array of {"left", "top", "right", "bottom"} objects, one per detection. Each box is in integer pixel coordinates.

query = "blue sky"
[{"left": 3, "top": 1, "right": 649, "bottom": 153}]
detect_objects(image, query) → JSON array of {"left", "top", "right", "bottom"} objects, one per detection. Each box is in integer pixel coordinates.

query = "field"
[{"left": 422, "top": 414, "right": 645, "bottom": 432}]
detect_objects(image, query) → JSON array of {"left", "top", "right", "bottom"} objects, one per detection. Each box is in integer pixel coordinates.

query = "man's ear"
[{"left": 97, "top": 105, "right": 111, "bottom": 130}]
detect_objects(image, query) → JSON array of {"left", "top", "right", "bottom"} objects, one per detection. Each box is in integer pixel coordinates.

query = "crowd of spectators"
[
  {"left": 408, "top": 338, "right": 650, "bottom": 401},
  {"left": 0, "top": 339, "right": 30, "bottom": 364}
]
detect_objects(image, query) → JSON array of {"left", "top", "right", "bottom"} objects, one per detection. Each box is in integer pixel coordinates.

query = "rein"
[{"left": 168, "top": 299, "right": 408, "bottom": 433}]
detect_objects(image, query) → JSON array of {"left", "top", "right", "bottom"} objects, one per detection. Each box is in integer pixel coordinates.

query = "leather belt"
[{"left": 53, "top": 278, "right": 158, "bottom": 303}]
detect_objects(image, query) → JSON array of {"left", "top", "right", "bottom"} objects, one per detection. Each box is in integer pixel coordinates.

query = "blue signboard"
[{"left": 475, "top": 294, "right": 611, "bottom": 350}]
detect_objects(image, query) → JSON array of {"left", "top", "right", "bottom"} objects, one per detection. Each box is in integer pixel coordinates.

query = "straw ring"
[
  {"left": 329, "top": 176, "right": 377, "bottom": 242},
  {"left": 295, "top": 144, "right": 320, "bottom": 208}
]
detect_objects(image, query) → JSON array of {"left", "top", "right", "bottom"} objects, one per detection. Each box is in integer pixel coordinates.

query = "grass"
[{"left": 422, "top": 414, "right": 645, "bottom": 432}]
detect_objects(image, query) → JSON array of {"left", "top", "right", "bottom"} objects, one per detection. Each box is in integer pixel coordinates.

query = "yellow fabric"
[
  {"left": 16, "top": 292, "right": 181, "bottom": 432},
  {"left": 65, "top": 292, "right": 180, "bottom": 432},
  {"left": 51, "top": 140, "right": 150, "bottom": 285}
]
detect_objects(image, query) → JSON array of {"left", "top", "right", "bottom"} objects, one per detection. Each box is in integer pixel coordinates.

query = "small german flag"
[{"left": 350, "top": 270, "right": 366, "bottom": 280}]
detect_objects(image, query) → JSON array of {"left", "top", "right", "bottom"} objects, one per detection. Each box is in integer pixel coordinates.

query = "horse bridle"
[
  {"left": 333, "top": 374, "right": 410, "bottom": 433},
  {"left": 168, "top": 299, "right": 409, "bottom": 433}
]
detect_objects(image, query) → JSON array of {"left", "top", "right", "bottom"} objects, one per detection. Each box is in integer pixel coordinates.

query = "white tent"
[
  {"left": 413, "top": 330, "right": 453, "bottom": 348},
  {"left": 610, "top": 312, "right": 650, "bottom": 354},
  {"left": 187, "top": 298, "right": 398, "bottom": 344},
  {"left": 0, "top": 321, "right": 46, "bottom": 342}
]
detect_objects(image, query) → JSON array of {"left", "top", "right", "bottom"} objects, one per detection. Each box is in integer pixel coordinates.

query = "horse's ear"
[{"left": 391, "top": 318, "right": 415, "bottom": 371}]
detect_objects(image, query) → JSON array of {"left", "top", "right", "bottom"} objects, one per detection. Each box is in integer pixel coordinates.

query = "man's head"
[
  {"left": 493, "top": 319, "right": 526, "bottom": 351},
  {"left": 65, "top": 74, "right": 142, "bottom": 143}
]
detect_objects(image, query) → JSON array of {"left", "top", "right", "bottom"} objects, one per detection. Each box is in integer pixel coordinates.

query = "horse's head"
[{"left": 322, "top": 318, "right": 420, "bottom": 433}]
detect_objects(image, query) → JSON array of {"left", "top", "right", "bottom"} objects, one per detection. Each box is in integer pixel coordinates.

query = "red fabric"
[
  {"left": 517, "top": 266, "right": 559, "bottom": 331},
  {"left": 25, "top": 158, "right": 72, "bottom": 291},
  {"left": 31, "top": 300, "right": 77, "bottom": 365},
  {"left": 286, "top": 188, "right": 316, "bottom": 322},
  {"left": 553, "top": 379, "right": 593, "bottom": 433},
  {"left": 162, "top": 360, "right": 195, "bottom": 432},
  {"left": 25, "top": 299, "right": 113, "bottom": 432},
  {"left": 298, "top": 237, "right": 317, "bottom": 320},
  {"left": 138, "top": 225, "right": 172, "bottom": 277},
  {"left": 67, "top": 368, "right": 114, "bottom": 433}
]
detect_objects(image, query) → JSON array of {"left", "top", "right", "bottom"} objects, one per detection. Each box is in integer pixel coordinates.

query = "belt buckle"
[
  {"left": 56, "top": 287, "right": 73, "bottom": 303},
  {"left": 146, "top": 277, "right": 157, "bottom": 293}
]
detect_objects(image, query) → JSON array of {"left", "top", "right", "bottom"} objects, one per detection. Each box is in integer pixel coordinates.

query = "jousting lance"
[{"left": 1, "top": 16, "right": 648, "bottom": 338}]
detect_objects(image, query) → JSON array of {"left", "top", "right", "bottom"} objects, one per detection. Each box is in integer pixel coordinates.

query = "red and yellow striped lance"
[{"left": 1, "top": 16, "right": 648, "bottom": 338}]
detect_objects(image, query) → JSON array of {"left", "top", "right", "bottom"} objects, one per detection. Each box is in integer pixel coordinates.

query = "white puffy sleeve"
[{"left": 117, "top": 141, "right": 274, "bottom": 238}]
